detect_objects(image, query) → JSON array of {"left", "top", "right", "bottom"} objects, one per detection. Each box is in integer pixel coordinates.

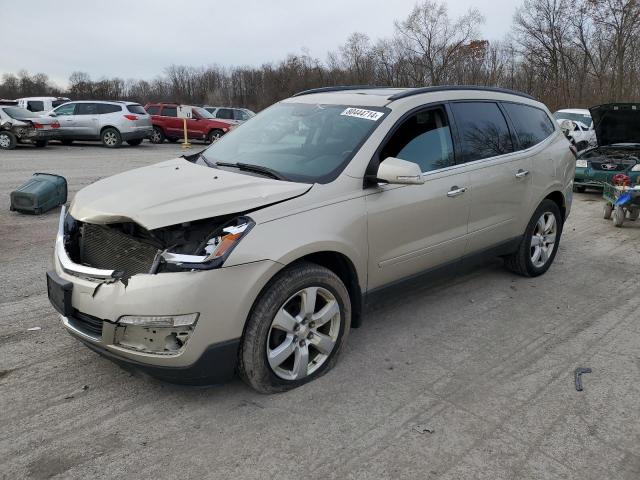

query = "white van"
[{"left": 17, "top": 97, "right": 71, "bottom": 113}]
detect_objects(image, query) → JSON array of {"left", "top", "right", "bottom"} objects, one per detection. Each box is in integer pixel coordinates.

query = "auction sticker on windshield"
[{"left": 341, "top": 108, "right": 384, "bottom": 121}]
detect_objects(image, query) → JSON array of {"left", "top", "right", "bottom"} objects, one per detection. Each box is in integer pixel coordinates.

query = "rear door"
[
  {"left": 74, "top": 103, "right": 101, "bottom": 138},
  {"left": 159, "top": 106, "right": 181, "bottom": 137},
  {"left": 366, "top": 105, "right": 471, "bottom": 289}
]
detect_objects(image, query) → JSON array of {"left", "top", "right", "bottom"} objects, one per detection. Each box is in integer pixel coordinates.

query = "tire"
[
  {"left": 101, "top": 128, "right": 122, "bottom": 148},
  {"left": 126, "top": 138, "right": 143, "bottom": 146},
  {"left": 603, "top": 203, "right": 613, "bottom": 220},
  {"left": 167, "top": 137, "right": 180, "bottom": 143},
  {"left": 34, "top": 140, "right": 48, "bottom": 148},
  {"left": 574, "top": 185, "right": 586, "bottom": 193},
  {"left": 613, "top": 206, "right": 625, "bottom": 227},
  {"left": 150, "top": 127, "right": 165, "bottom": 144},
  {"left": 628, "top": 209, "right": 639, "bottom": 221},
  {"left": 60, "top": 139, "right": 73, "bottom": 146},
  {"left": 0, "top": 131, "right": 17, "bottom": 150},
  {"left": 207, "top": 129, "right": 224, "bottom": 144},
  {"left": 239, "top": 261, "right": 351, "bottom": 393},
  {"left": 505, "top": 199, "right": 563, "bottom": 277}
]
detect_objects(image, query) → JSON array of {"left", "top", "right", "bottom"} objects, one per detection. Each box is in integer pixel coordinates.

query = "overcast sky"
[{"left": 1, "top": 0, "right": 518, "bottom": 87}]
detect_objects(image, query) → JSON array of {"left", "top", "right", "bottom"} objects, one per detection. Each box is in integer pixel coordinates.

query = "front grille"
[
  {"left": 79, "top": 223, "right": 158, "bottom": 277},
  {"left": 68, "top": 311, "right": 104, "bottom": 337}
]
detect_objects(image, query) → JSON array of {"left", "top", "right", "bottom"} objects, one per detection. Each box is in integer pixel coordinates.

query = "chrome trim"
[
  {"left": 61, "top": 315, "right": 101, "bottom": 342},
  {"left": 56, "top": 206, "right": 116, "bottom": 280}
]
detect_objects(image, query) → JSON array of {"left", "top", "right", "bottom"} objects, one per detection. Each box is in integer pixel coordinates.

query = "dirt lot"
[{"left": 1, "top": 142, "right": 639, "bottom": 479}]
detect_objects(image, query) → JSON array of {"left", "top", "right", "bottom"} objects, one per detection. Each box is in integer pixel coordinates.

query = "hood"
[
  {"left": 590, "top": 103, "right": 640, "bottom": 146},
  {"left": 70, "top": 158, "right": 312, "bottom": 230}
]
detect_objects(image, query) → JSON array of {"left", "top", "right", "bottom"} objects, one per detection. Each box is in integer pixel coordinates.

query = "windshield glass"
[
  {"left": 3, "top": 107, "right": 39, "bottom": 119},
  {"left": 200, "top": 103, "right": 387, "bottom": 183},
  {"left": 553, "top": 111, "right": 592, "bottom": 127},
  {"left": 193, "top": 107, "right": 215, "bottom": 119}
]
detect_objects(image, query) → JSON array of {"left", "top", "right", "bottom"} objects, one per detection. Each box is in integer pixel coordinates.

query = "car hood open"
[
  {"left": 70, "top": 158, "right": 312, "bottom": 230},
  {"left": 590, "top": 103, "right": 640, "bottom": 146}
]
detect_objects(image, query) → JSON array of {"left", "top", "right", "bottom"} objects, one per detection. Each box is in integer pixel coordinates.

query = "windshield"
[
  {"left": 193, "top": 107, "right": 215, "bottom": 119},
  {"left": 200, "top": 102, "right": 387, "bottom": 183},
  {"left": 553, "top": 111, "right": 592, "bottom": 128},
  {"left": 3, "top": 107, "right": 40, "bottom": 119}
]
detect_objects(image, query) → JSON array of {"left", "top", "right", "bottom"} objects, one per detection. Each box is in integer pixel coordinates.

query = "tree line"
[{"left": 2, "top": 0, "right": 640, "bottom": 113}]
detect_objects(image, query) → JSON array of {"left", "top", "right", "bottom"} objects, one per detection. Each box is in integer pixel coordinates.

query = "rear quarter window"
[
  {"left": 127, "top": 104, "right": 147, "bottom": 115},
  {"left": 502, "top": 103, "right": 555, "bottom": 149},
  {"left": 27, "top": 101, "right": 45, "bottom": 112},
  {"left": 98, "top": 104, "right": 122, "bottom": 114}
]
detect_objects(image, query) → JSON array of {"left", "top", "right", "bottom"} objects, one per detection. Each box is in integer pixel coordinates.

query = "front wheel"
[
  {"left": 207, "top": 129, "right": 224, "bottom": 144},
  {"left": 0, "top": 131, "right": 17, "bottom": 150},
  {"left": 239, "top": 262, "right": 351, "bottom": 393},
  {"left": 101, "top": 128, "right": 122, "bottom": 147},
  {"left": 150, "top": 127, "right": 165, "bottom": 144},
  {"left": 505, "top": 199, "right": 562, "bottom": 277}
]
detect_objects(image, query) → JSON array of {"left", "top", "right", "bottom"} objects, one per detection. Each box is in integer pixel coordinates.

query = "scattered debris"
[
  {"left": 413, "top": 425, "right": 434, "bottom": 434},
  {"left": 27, "top": 327, "right": 41, "bottom": 331},
  {"left": 64, "top": 385, "right": 89, "bottom": 400},
  {"left": 575, "top": 367, "right": 592, "bottom": 392}
]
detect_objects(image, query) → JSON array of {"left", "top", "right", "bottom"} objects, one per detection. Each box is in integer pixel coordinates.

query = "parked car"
[
  {"left": 145, "top": 103, "right": 234, "bottom": 144},
  {"left": 47, "top": 86, "right": 574, "bottom": 392},
  {"left": 49, "top": 101, "right": 152, "bottom": 147},
  {"left": 553, "top": 108, "right": 595, "bottom": 151},
  {"left": 17, "top": 96, "right": 71, "bottom": 113},
  {"left": 574, "top": 103, "right": 640, "bottom": 192},
  {"left": 203, "top": 106, "right": 255, "bottom": 124},
  {"left": 0, "top": 106, "right": 60, "bottom": 149}
]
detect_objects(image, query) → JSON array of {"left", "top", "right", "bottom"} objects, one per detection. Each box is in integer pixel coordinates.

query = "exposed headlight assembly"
[
  {"left": 161, "top": 216, "right": 254, "bottom": 270},
  {"left": 631, "top": 164, "right": 640, "bottom": 172},
  {"left": 576, "top": 159, "right": 588, "bottom": 168}
]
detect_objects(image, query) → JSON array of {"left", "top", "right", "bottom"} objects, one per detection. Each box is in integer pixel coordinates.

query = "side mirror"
[{"left": 375, "top": 157, "right": 424, "bottom": 185}]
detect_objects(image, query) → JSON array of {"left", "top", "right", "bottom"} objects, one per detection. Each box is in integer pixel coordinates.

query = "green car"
[{"left": 574, "top": 103, "right": 640, "bottom": 192}]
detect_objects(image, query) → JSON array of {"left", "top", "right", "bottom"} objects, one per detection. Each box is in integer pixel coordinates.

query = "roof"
[
  {"left": 70, "top": 100, "right": 140, "bottom": 105},
  {"left": 554, "top": 108, "right": 591, "bottom": 116}
]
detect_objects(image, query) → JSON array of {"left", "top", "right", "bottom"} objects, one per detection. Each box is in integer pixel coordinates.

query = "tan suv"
[{"left": 47, "top": 86, "right": 575, "bottom": 392}]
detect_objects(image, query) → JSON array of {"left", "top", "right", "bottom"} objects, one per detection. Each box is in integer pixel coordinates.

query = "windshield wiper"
[{"left": 215, "top": 162, "right": 288, "bottom": 181}]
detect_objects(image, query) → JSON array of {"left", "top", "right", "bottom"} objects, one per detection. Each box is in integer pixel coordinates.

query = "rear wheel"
[
  {"left": 505, "top": 199, "right": 562, "bottom": 277},
  {"left": 126, "top": 138, "right": 143, "bottom": 146},
  {"left": 150, "top": 127, "right": 165, "bottom": 144},
  {"left": 34, "top": 140, "right": 48, "bottom": 148},
  {"left": 613, "top": 206, "right": 625, "bottom": 227},
  {"left": 101, "top": 128, "right": 122, "bottom": 147},
  {"left": 0, "top": 131, "right": 16, "bottom": 150},
  {"left": 603, "top": 203, "right": 613, "bottom": 220},
  {"left": 239, "top": 262, "right": 351, "bottom": 393},
  {"left": 207, "top": 129, "right": 224, "bottom": 144}
]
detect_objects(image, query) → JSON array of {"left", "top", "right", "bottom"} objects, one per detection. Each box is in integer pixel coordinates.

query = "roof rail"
[
  {"left": 388, "top": 85, "right": 536, "bottom": 101},
  {"left": 292, "top": 85, "right": 389, "bottom": 97}
]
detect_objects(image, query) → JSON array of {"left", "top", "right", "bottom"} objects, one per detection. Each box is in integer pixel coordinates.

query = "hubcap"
[
  {"left": 267, "top": 286, "right": 341, "bottom": 381},
  {"left": 530, "top": 211, "right": 557, "bottom": 268},
  {"left": 152, "top": 130, "right": 161, "bottom": 142},
  {"left": 0, "top": 134, "right": 9, "bottom": 148},
  {"left": 104, "top": 132, "right": 117, "bottom": 145}
]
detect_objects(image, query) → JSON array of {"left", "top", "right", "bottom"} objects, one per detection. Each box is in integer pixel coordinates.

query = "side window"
[
  {"left": 380, "top": 107, "right": 454, "bottom": 173},
  {"left": 161, "top": 106, "right": 177, "bottom": 117},
  {"left": 502, "top": 103, "right": 555, "bottom": 150},
  {"left": 54, "top": 103, "right": 76, "bottom": 116},
  {"left": 216, "top": 108, "right": 234, "bottom": 120},
  {"left": 76, "top": 103, "right": 100, "bottom": 115},
  {"left": 146, "top": 106, "right": 160, "bottom": 115},
  {"left": 98, "top": 104, "right": 122, "bottom": 114},
  {"left": 236, "top": 110, "right": 249, "bottom": 121},
  {"left": 450, "top": 102, "right": 514, "bottom": 162},
  {"left": 52, "top": 100, "right": 67, "bottom": 108},
  {"left": 27, "top": 101, "right": 44, "bottom": 112}
]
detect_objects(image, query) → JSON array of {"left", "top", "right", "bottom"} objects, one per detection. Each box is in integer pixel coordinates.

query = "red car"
[{"left": 145, "top": 103, "right": 234, "bottom": 144}]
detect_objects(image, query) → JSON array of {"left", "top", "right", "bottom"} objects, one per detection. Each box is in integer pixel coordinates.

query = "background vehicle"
[
  {"left": 203, "top": 106, "right": 255, "bottom": 124},
  {"left": 0, "top": 106, "right": 60, "bottom": 149},
  {"left": 574, "top": 103, "right": 640, "bottom": 192},
  {"left": 553, "top": 108, "right": 595, "bottom": 151},
  {"left": 17, "top": 96, "right": 70, "bottom": 113},
  {"left": 145, "top": 103, "right": 234, "bottom": 143},
  {"left": 49, "top": 101, "right": 152, "bottom": 147},
  {"left": 49, "top": 86, "right": 573, "bottom": 393}
]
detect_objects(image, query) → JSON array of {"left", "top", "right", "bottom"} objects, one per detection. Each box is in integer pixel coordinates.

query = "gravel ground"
[{"left": 1, "top": 142, "right": 639, "bottom": 479}]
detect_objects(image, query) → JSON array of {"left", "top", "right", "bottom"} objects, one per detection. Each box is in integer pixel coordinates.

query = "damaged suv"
[
  {"left": 47, "top": 86, "right": 574, "bottom": 392},
  {"left": 0, "top": 106, "right": 60, "bottom": 149}
]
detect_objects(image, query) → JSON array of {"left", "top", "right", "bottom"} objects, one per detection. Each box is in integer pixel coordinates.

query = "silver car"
[
  {"left": 49, "top": 100, "right": 153, "bottom": 147},
  {"left": 204, "top": 106, "right": 255, "bottom": 124},
  {"left": 47, "top": 87, "right": 575, "bottom": 392}
]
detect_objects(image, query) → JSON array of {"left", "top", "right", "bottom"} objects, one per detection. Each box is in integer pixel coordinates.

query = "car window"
[
  {"left": 380, "top": 107, "right": 454, "bottom": 173},
  {"left": 76, "top": 103, "right": 100, "bottom": 115},
  {"left": 3, "top": 107, "right": 40, "bottom": 119},
  {"left": 502, "top": 103, "right": 555, "bottom": 149},
  {"left": 216, "top": 108, "right": 234, "bottom": 120},
  {"left": 97, "top": 104, "right": 122, "bottom": 114},
  {"left": 52, "top": 100, "right": 68, "bottom": 108},
  {"left": 54, "top": 103, "right": 76, "bottom": 116},
  {"left": 450, "top": 102, "right": 514, "bottom": 162},
  {"left": 236, "top": 110, "right": 249, "bottom": 121},
  {"left": 161, "top": 106, "right": 177, "bottom": 117},
  {"left": 127, "top": 104, "right": 147, "bottom": 115},
  {"left": 146, "top": 106, "right": 160, "bottom": 115},
  {"left": 27, "top": 101, "right": 44, "bottom": 112}
]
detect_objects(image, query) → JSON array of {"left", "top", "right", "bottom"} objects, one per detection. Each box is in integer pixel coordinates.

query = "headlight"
[
  {"left": 576, "top": 159, "right": 588, "bottom": 168},
  {"left": 632, "top": 164, "right": 640, "bottom": 172},
  {"left": 161, "top": 216, "right": 254, "bottom": 270},
  {"left": 119, "top": 313, "right": 199, "bottom": 327}
]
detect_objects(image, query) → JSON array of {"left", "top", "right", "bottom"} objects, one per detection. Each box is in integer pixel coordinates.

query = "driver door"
[
  {"left": 366, "top": 106, "right": 471, "bottom": 290},
  {"left": 51, "top": 102, "right": 77, "bottom": 139}
]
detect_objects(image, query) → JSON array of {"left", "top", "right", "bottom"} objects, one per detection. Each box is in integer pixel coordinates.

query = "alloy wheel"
[
  {"left": 530, "top": 211, "right": 557, "bottom": 268},
  {"left": 151, "top": 130, "right": 162, "bottom": 143},
  {"left": 0, "top": 134, "right": 10, "bottom": 148},
  {"left": 266, "top": 286, "right": 341, "bottom": 381},
  {"left": 103, "top": 131, "right": 118, "bottom": 146}
]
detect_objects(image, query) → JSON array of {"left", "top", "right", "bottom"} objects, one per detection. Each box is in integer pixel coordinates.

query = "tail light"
[
  {"left": 123, "top": 114, "right": 138, "bottom": 121},
  {"left": 52, "top": 122, "right": 60, "bottom": 129},
  {"left": 32, "top": 122, "right": 44, "bottom": 129}
]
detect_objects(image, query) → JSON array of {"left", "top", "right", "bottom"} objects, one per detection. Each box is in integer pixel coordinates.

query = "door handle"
[
  {"left": 447, "top": 186, "right": 467, "bottom": 197},
  {"left": 515, "top": 169, "right": 530, "bottom": 178}
]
